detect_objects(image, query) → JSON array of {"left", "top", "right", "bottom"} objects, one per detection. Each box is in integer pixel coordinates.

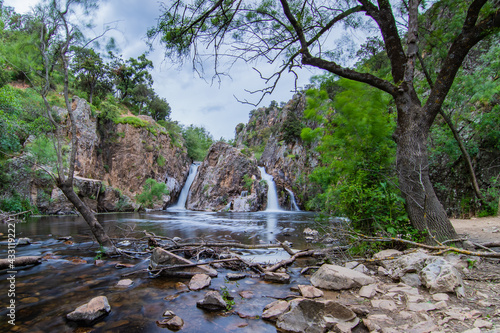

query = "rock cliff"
[
  {"left": 186, "top": 142, "right": 266, "bottom": 211},
  {"left": 235, "top": 94, "right": 320, "bottom": 210},
  {"left": 27, "top": 97, "right": 191, "bottom": 213}
]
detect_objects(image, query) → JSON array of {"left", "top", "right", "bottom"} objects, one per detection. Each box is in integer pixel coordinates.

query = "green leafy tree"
[
  {"left": 71, "top": 47, "right": 113, "bottom": 104},
  {"left": 110, "top": 52, "right": 153, "bottom": 103},
  {"left": 182, "top": 125, "right": 214, "bottom": 161},
  {"left": 149, "top": 0, "right": 500, "bottom": 241}
]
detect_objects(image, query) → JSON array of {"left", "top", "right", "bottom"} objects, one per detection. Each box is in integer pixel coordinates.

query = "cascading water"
[
  {"left": 258, "top": 166, "right": 282, "bottom": 212},
  {"left": 285, "top": 188, "right": 301, "bottom": 211},
  {"left": 169, "top": 163, "right": 199, "bottom": 210}
]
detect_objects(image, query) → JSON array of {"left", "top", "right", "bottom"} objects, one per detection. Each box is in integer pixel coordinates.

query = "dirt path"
[{"left": 451, "top": 216, "right": 500, "bottom": 243}]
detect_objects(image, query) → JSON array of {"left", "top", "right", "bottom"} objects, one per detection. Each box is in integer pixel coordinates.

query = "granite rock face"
[{"left": 186, "top": 142, "right": 266, "bottom": 211}]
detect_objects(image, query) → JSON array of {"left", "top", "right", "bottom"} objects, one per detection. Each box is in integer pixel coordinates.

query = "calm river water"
[{"left": 0, "top": 210, "right": 320, "bottom": 332}]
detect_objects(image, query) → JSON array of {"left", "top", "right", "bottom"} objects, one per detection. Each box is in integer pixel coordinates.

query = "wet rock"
[
  {"left": 310, "top": 264, "right": 376, "bottom": 290},
  {"left": 116, "top": 279, "right": 134, "bottom": 288},
  {"left": 263, "top": 272, "right": 290, "bottom": 283},
  {"left": 157, "top": 316, "right": 184, "bottom": 330},
  {"left": 239, "top": 290, "right": 254, "bottom": 299},
  {"left": 196, "top": 291, "right": 227, "bottom": 311},
  {"left": 276, "top": 298, "right": 357, "bottom": 333},
  {"left": 303, "top": 228, "right": 319, "bottom": 238},
  {"left": 175, "top": 282, "right": 189, "bottom": 292},
  {"left": 420, "top": 257, "right": 463, "bottom": 295},
  {"left": 226, "top": 273, "right": 246, "bottom": 280},
  {"left": 189, "top": 274, "right": 211, "bottom": 291},
  {"left": 298, "top": 285, "right": 323, "bottom": 298},
  {"left": 94, "top": 259, "right": 105, "bottom": 267},
  {"left": 66, "top": 296, "right": 111, "bottom": 324},
  {"left": 17, "top": 238, "right": 32, "bottom": 246},
  {"left": 149, "top": 247, "right": 217, "bottom": 277},
  {"left": 262, "top": 300, "right": 290, "bottom": 322}
]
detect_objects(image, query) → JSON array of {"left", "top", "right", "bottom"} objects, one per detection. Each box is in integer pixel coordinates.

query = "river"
[{"left": 0, "top": 210, "right": 320, "bottom": 332}]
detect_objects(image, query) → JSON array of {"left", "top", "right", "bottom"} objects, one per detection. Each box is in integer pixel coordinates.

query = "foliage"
[
  {"left": 303, "top": 77, "right": 414, "bottom": 238},
  {"left": 280, "top": 111, "right": 303, "bottom": 144},
  {"left": 136, "top": 178, "right": 169, "bottom": 209},
  {"left": 0, "top": 191, "right": 35, "bottom": 213},
  {"left": 243, "top": 174, "right": 253, "bottom": 192},
  {"left": 182, "top": 125, "right": 213, "bottom": 161}
]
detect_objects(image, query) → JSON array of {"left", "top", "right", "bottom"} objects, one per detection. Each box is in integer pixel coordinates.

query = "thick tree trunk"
[
  {"left": 394, "top": 99, "right": 458, "bottom": 242},
  {"left": 59, "top": 182, "right": 117, "bottom": 254}
]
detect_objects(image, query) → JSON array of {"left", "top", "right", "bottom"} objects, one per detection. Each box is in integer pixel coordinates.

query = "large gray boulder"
[
  {"left": 420, "top": 257, "right": 463, "bottom": 295},
  {"left": 276, "top": 298, "right": 358, "bottom": 333},
  {"left": 66, "top": 296, "right": 111, "bottom": 324},
  {"left": 310, "top": 264, "right": 376, "bottom": 290},
  {"left": 196, "top": 291, "right": 227, "bottom": 311}
]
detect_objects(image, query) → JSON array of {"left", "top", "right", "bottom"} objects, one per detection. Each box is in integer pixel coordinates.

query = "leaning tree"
[{"left": 149, "top": 0, "right": 500, "bottom": 241}]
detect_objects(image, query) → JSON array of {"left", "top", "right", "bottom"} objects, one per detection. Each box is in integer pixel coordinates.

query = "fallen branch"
[
  {"left": 164, "top": 242, "right": 287, "bottom": 250},
  {"left": 266, "top": 250, "right": 317, "bottom": 272},
  {"left": 0, "top": 256, "right": 42, "bottom": 269}
]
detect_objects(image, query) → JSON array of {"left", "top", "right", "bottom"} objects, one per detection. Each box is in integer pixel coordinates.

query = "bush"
[{"left": 136, "top": 178, "right": 169, "bottom": 208}]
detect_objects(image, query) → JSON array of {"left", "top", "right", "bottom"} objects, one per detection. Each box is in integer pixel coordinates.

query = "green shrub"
[
  {"left": 156, "top": 155, "right": 166, "bottom": 167},
  {"left": 136, "top": 178, "right": 169, "bottom": 208}
]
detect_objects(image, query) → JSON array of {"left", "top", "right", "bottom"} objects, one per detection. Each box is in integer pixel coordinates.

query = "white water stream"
[
  {"left": 285, "top": 188, "right": 301, "bottom": 211},
  {"left": 168, "top": 163, "right": 199, "bottom": 210},
  {"left": 259, "top": 166, "right": 283, "bottom": 212}
]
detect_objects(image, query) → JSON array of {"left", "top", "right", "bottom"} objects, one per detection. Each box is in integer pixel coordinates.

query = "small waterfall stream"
[
  {"left": 259, "top": 166, "right": 283, "bottom": 212},
  {"left": 285, "top": 188, "right": 301, "bottom": 211},
  {"left": 169, "top": 163, "right": 199, "bottom": 210}
]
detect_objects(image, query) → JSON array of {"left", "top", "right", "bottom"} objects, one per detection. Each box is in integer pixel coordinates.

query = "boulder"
[
  {"left": 149, "top": 247, "right": 217, "bottom": 277},
  {"left": 66, "top": 296, "right": 111, "bottom": 324},
  {"left": 298, "top": 285, "right": 324, "bottom": 298},
  {"left": 157, "top": 316, "right": 184, "bottom": 330},
  {"left": 226, "top": 273, "right": 246, "bottom": 280},
  {"left": 186, "top": 142, "right": 266, "bottom": 211},
  {"left": 196, "top": 291, "right": 227, "bottom": 311},
  {"left": 263, "top": 272, "right": 290, "bottom": 283},
  {"left": 420, "top": 257, "right": 463, "bottom": 295},
  {"left": 189, "top": 274, "right": 211, "bottom": 291},
  {"left": 262, "top": 300, "right": 290, "bottom": 322},
  {"left": 275, "top": 298, "right": 357, "bottom": 333},
  {"left": 310, "top": 264, "right": 376, "bottom": 290}
]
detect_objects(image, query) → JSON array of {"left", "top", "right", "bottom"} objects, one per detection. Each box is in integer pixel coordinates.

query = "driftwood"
[
  {"left": 266, "top": 250, "right": 317, "bottom": 272},
  {"left": 0, "top": 210, "right": 32, "bottom": 223},
  {"left": 165, "top": 242, "right": 292, "bottom": 250},
  {"left": 0, "top": 256, "right": 42, "bottom": 269}
]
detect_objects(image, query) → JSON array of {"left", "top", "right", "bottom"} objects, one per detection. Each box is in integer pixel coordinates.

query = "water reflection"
[{"left": 0, "top": 210, "right": 318, "bottom": 332}]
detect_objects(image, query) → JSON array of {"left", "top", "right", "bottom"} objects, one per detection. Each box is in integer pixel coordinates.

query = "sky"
[{"left": 3, "top": 0, "right": 318, "bottom": 140}]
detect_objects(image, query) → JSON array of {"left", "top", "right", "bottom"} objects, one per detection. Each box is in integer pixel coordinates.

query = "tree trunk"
[
  {"left": 394, "top": 99, "right": 458, "bottom": 242},
  {"left": 59, "top": 182, "right": 117, "bottom": 254}
]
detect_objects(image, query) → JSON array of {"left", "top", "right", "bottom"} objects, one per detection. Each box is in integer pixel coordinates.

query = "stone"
[
  {"left": 239, "top": 291, "right": 254, "bottom": 299},
  {"left": 263, "top": 272, "right": 290, "bottom": 283},
  {"left": 226, "top": 273, "right": 246, "bottom": 280},
  {"left": 157, "top": 316, "right": 184, "bottom": 330},
  {"left": 373, "top": 249, "right": 402, "bottom": 260},
  {"left": 406, "top": 302, "right": 437, "bottom": 312},
  {"left": 385, "top": 250, "right": 430, "bottom": 277},
  {"left": 303, "top": 228, "right": 319, "bottom": 237},
  {"left": 149, "top": 247, "right": 217, "bottom": 277},
  {"left": 275, "top": 298, "right": 356, "bottom": 333},
  {"left": 363, "top": 314, "right": 394, "bottom": 332},
  {"left": 432, "top": 293, "right": 449, "bottom": 302},
  {"left": 189, "top": 274, "right": 211, "bottom": 291},
  {"left": 420, "top": 257, "right": 463, "bottom": 295},
  {"left": 435, "top": 301, "right": 448, "bottom": 309},
  {"left": 175, "top": 282, "right": 189, "bottom": 292},
  {"left": 461, "top": 329, "right": 481, "bottom": 333},
  {"left": 16, "top": 238, "right": 32, "bottom": 246},
  {"left": 473, "top": 319, "right": 493, "bottom": 329},
  {"left": 388, "top": 284, "right": 420, "bottom": 296},
  {"left": 400, "top": 273, "right": 422, "bottom": 287},
  {"left": 310, "top": 264, "right": 376, "bottom": 290},
  {"left": 298, "top": 285, "right": 323, "bottom": 298},
  {"left": 359, "top": 284, "right": 378, "bottom": 298},
  {"left": 66, "top": 296, "right": 111, "bottom": 324},
  {"left": 262, "top": 300, "right": 290, "bottom": 321},
  {"left": 371, "top": 299, "right": 398, "bottom": 311},
  {"left": 116, "top": 279, "right": 133, "bottom": 287},
  {"left": 196, "top": 291, "right": 227, "bottom": 311},
  {"left": 409, "top": 320, "right": 437, "bottom": 333}
]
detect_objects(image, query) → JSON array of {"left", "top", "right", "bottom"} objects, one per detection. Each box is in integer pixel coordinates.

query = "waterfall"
[
  {"left": 285, "top": 188, "right": 301, "bottom": 211},
  {"left": 258, "top": 166, "right": 282, "bottom": 212},
  {"left": 169, "top": 163, "right": 199, "bottom": 210}
]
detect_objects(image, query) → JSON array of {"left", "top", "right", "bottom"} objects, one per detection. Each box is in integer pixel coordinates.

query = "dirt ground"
[{"left": 451, "top": 216, "right": 500, "bottom": 244}]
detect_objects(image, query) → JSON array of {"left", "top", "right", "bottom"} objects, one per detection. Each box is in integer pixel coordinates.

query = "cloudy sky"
[{"left": 3, "top": 0, "right": 318, "bottom": 139}]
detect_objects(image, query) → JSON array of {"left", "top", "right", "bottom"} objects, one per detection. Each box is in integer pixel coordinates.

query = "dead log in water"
[{"left": 0, "top": 256, "right": 42, "bottom": 269}]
